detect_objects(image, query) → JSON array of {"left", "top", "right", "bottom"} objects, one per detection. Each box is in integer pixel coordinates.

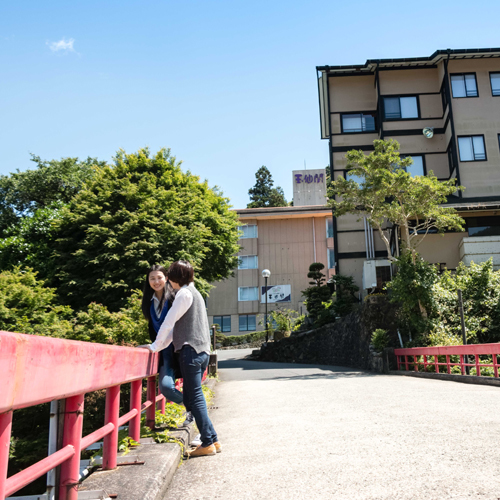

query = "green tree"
[
  {"left": 0, "top": 155, "right": 100, "bottom": 232},
  {"left": 0, "top": 267, "right": 73, "bottom": 338},
  {"left": 302, "top": 262, "right": 333, "bottom": 327},
  {"left": 0, "top": 155, "right": 102, "bottom": 278},
  {"left": 329, "top": 274, "right": 359, "bottom": 317},
  {"left": 54, "top": 147, "right": 240, "bottom": 311},
  {"left": 247, "top": 166, "right": 287, "bottom": 208},
  {"left": 328, "top": 140, "right": 465, "bottom": 263}
]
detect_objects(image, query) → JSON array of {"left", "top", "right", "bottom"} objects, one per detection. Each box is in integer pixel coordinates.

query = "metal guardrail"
[
  {"left": 395, "top": 343, "right": 500, "bottom": 377},
  {"left": 0, "top": 331, "right": 163, "bottom": 500}
]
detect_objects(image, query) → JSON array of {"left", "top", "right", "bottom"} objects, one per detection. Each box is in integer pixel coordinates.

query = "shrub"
[{"left": 371, "top": 329, "right": 389, "bottom": 352}]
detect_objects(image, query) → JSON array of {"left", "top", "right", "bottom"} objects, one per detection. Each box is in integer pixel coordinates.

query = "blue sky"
[{"left": 1, "top": 0, "right": 499, "bottom": 209}]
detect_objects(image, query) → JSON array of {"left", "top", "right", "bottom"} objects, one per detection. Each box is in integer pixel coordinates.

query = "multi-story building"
[
  {"left": 316, "top": 48, "right": 500, "bottom": 290},
  {"left": 207, "top": 169, "right": 334, "bottom": 335}
]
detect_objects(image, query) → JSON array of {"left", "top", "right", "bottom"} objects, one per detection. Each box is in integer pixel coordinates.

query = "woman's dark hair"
[
  {"left": 141, "top": 264, "right": 168, "bottom": 320},
  {"left": 168, "top": 260, "right": 194, "bottom": 287}
]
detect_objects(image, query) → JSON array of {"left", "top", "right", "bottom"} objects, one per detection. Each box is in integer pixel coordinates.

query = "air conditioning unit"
[{"left": 362, "top": 259, "right": 391, "bottom": 290}]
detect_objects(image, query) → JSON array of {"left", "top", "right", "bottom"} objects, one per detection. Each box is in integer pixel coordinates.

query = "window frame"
[
  {"left": 238, "top": 286, "right": 259, "bottom": 302},
  {"left": 450, "top": 73, "right": 479, "bottom": 98},
  {"left": 382, "top": 95, "right": 420, "bottom": 121},
  {"left": 400, "top": 154, "right": 427, "bottom": 177},
  {"left": 239, "top": 314, "right": 257, "bottom": 332},
  {"left": 213, "top": 315, "right": 231, "bottom": 333},
  {"left": 340, "top": 111, "right": 377, "bottom": 134},
  {"left": 327, "top": 248, "right": 335, "bottom": 270},
  {"left": 238, "top": 224, "right": 258, "bottom": 239},
  {"left": 457, "top": 135, "right": 487, "bottom": 162},
  {"left": 238, "top": 255, "right": 258, "bottom": 270},
  {"left": 489, "top": 72, "right": 500, "bottom": 96},
  {"left": 326, "top": 217, "right": 334, "bottom": 239}
]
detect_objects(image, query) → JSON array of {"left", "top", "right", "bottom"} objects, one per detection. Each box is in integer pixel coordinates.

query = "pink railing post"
[
  {"left": 58, "top": 394, "right": 84, "bottom": 500},
  {"left": 157, "top": 381, "right": 165, "bottom": 415},
  {"left": 146, "top": 376, "right": 156, "bottom": 430},
  {"left": 434, "top": 355, "right": 439, "bottom": 374},
  {"left": 405, "top": 355, "right": 409, "bottom": 371},
  {"left": 446, "top": 355, "right": 451, "bottom": 374},
  {"left": 103, "top": 386, "right": 120, "bottom": 471},
  {"left": 0, "top": 411, "right": 13, "bottom": 500},
  {"left": 129, "top": 380, "right": 142, "bottom": 443},
  {"left": 494, "top": 354, "right": 499, "bottom": 378}
]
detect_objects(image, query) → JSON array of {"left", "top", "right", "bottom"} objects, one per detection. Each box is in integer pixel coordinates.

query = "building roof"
[
  {"left": 236, "top": 205, "right": 332, "bottom": 220},
  {"left": 317, "top": 48, "right": 500, "bottom": 74}
]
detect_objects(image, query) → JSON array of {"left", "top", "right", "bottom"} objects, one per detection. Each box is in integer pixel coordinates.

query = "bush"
[
  {"left": 371, "top": 329, "right": 389, "bottom": 352},
  {"left": 0, "top": 267, "right": 73, "bottom": 338},
  {"left": 215, "top": 330, "right": 266, "bottom": 347}
]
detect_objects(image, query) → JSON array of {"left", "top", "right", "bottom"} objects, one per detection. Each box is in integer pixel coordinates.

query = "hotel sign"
[{"left": 261, "top": 284, "right": 291, "bottom": 304}]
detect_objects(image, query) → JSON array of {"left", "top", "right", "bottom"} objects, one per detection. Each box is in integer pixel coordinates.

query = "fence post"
[
  {"left": 212, "top": 325, "right": 217, "bottom": 352},
  {"left": 103, "top": 386, "right": 120, "bottom": 470},
  {"left": 0, "top": 411, "right": 13, "bottom": 500},
  {"left": 457, "top": 289, "right": 470, "bottom": 375},
  {"left": 146, "top": 376, "right": 156, "bottom": 430},
  {"left": 129, "top": 380, "right": 142, "bottom": 443},
  {"left": 58, "top": 394, "right": 84, "bottom": 500}
]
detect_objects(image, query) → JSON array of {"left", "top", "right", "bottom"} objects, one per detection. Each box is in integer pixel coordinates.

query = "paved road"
[{"left": 166, "top": 349, "right": 500, "bottom": 500}]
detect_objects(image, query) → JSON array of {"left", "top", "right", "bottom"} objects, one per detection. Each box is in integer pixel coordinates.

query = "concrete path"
[{"left": 166, "top": 349, "right": 500, "bottom": 500}]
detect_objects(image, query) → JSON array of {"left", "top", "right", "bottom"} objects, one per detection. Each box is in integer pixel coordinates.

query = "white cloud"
[{"left": 48, "top": 38, "right": 75, "bottom": 53}]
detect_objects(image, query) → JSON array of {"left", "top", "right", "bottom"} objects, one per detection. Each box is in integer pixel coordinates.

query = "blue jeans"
[
  {"left": 159, "top": 345, "right": 184, "bottom": 405},
  {"left": 179, "top": 345, "right": 218, "bottom": 447}
]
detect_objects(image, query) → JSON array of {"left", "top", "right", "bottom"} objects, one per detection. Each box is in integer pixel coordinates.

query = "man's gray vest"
[{"left": 172, "top": 283, "right": 211, "bottom": 354}]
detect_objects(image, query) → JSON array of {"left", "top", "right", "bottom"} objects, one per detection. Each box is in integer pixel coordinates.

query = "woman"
[
  {"left": 140, "top": 260, "right": 220, "bottom": 457},
  {"left": 141, "top": 264, "right": 184, "bottom": 406}
]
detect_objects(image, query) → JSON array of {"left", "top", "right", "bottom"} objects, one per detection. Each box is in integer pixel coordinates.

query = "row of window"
[
  {"left": 341, "top": 73, "right": 500, "bottom": 133},
  {"left": 213, "top": 314, "right": 257, "bottom": 332},
  {"left": 450, "top": 72, "right": 500, "bottom": 98},
  {"left": 239, "top": 220, "right": 335, "bottom": 242}
]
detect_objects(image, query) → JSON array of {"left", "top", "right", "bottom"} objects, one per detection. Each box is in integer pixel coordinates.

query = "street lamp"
[{"left": 262, "top": 269, "right": 271, "bottom": 343}]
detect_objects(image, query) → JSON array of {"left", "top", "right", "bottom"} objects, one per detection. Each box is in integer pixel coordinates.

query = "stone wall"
[{"left": 258, "top": 297, "right": 399, "bottom": 371}]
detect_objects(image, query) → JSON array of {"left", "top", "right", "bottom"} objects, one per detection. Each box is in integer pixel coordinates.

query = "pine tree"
[{"left": 247, "top": 166, "right": 287, "bottom": 208}]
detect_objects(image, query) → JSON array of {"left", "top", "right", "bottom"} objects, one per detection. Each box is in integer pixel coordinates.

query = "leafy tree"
[
  {"left": 0, "top": 267, "right": 73, "bottom": 338},
  {"left": 0, "top": 155, "right": 100, "bottom": 232},
  {"left": 387, "top": 256, "right": 500, "bottom": 345},
  {"left": 54, "top": 147, "right": 240, "bottom": 311},
  {"left": 328, "top": 139, "right": 465, "bottom": 263},
  {"left": 329, "top": 274, "right": 359, "bottom": 317},
  {"left": 302, "top": 262, "right": 333, "bottom": 327},
  {"left": 247, "top": 166, "right": 287, "bottom": 208}
]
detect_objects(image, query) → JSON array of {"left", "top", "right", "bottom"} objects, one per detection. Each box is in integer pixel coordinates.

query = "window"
[
  {"left": 327, "top": 249, "right": 335, "bottom": 269},
  {"left": 451, "top": 74, "right": 478, "bottom": 97},
  {"left": 326, "top": 218, "right": 334, "bottom": 238},
  {"left": 238, "top": 225, "right": 257, "bottom": 239},
  {"left": 490, "top": 73, "right": 500, "bottom": 96},
  {"left": 213, "top": 315, "right": 231, "bottom": 333},
  {"left": 239, "top": 314, "right": 256, "bottom": 332},
  {"left": 458, "top": 136, "right": 486, "bottom": 162},
  {"left": 238, "top": 286, "right": 258, "bottom": 301},
  {"left": 341, "top": 113, "right": 376, "bottom": 133},
  {"left": 238, "top": 255, "right": 258, "bottom": 269},
  {"left": 467, "top": 216, "right": 500, "bottom": 237},
  {"left": 383, "top": 96, "right": 419, "bottom": 120},
  {"left": 401, "top": 155, "right": 424, "bottom": 177}
]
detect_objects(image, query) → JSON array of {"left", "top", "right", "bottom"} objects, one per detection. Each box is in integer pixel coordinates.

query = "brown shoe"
[
  {"left": 214, "top": 441, "right": 222, "bottom": 453},
  {"left": 187, "top": 444, "right": 216, "bottom": 457}
]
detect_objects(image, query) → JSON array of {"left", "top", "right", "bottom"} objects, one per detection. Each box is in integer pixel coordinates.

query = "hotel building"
[{"left": 317, "top": 48, "right": 500, "bottom": 289}]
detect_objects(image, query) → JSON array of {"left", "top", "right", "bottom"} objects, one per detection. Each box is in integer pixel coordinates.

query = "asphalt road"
[{"left": 165, "top": 348, "right": 500, "bottom": 500}]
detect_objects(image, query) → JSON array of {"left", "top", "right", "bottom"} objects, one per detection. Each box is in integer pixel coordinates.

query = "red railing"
[
  {"left": 0, "top": 331, "right": 171, "bottom": 500},
  {"left": 395, "top": 343, "right": 500, "bottom": 377}
]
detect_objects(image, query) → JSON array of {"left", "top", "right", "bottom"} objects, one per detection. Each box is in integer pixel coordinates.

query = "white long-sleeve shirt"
[{"left": 148, "top": 284, "right": 193, "bottom": 352}]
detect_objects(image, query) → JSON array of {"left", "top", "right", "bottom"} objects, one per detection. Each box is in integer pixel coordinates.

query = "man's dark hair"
[{"left": 168, "top": 260, "right": 194, "bottom": 287}]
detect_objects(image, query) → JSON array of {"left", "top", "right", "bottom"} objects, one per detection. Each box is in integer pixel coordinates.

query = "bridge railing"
[
  {"left": 395, "top": 343, "right": 500, "bottom": 377},
  {"left": 0, "top": 330, "right": 165, "bottom": 500}
]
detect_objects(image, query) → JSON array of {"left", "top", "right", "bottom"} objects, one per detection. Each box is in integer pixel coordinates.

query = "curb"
[
  {"left": 79, "top": 376, "right": 218, "bottom": 500},
  {"left": 390, "top": 370, "right": 500, "bottom": 387}
]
